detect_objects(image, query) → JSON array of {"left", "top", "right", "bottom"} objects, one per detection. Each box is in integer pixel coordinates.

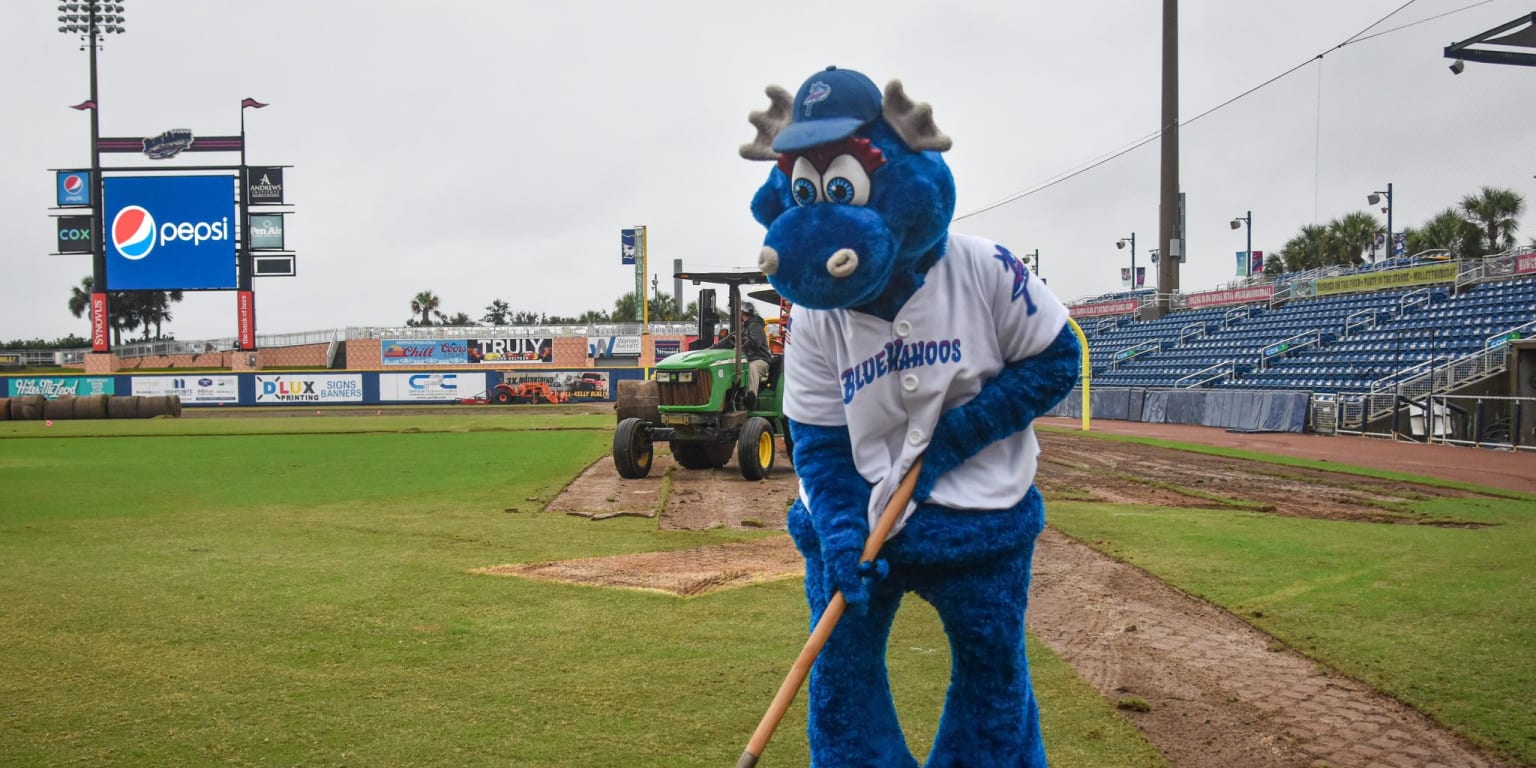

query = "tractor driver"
[{"left": 712, "top": 303, "right": 773, "bottom": 403}]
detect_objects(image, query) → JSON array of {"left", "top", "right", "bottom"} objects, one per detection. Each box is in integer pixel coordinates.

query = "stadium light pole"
[
  {"left": 58, "top": 1, "right": 127, "bottom": 352},
  {"left": 1230, "top": 210, "right": 1252, "bottom": 275},
  {"left": 1116, "top": 233, "right": 1137, "bottom": 291},
  {"left": 1368, "top": 183, "right": 1393, "bottom": 262}
]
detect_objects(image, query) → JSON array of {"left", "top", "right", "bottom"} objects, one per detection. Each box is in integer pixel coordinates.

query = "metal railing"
[
  {"left": 1110, "top": 339, "right": 1161, "bottom": 370},
  {"left": 1223, "top": 305, "right": 1257, "bottom": 328},
  {"left": 1257, "top": 330, "right": 1322, "bottom": 370},
  {"left": 1176, "top": 361, "right": 1235, "bottom": 388},
  {"left": 1344, "top": 308, "right": 1378, "bottom": 338},
  {"left": 1178, "top": 322, "right": 1210, "bottom": 344},
  {"left": 1397, "top": 287, "right": 1431, "bottom": 317},
  {"left": 1340, "top": 345, "right": 1511, "bottom": 428}
]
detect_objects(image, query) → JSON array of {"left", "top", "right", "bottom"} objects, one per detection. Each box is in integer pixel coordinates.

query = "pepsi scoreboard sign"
[
  {"left": 57, "top": 170, "right": 91, "bottom": 206},
  {"left": 104, "top": 175, "right": 237, "bottom": 290}
]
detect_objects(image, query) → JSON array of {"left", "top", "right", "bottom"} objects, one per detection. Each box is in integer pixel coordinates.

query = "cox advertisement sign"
[
  {"left": 255, "top": 374, "right": 363, "bottom": 403},
  {"left": 378, "top": 372, "right": 487, "bottom": 402},
  {"left": 132, "top": 375, "right": 238, "bottom": 404},
  {"left": 104, "top": 175, "right": 237, "bottom": 290}
]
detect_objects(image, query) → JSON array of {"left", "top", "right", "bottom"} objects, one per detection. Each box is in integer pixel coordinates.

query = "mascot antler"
[
  {"left": 882, "top": 80, "right": 951, "bottom": 152},
  {"left": 739, "top": 85, "right": 794, "bottom": 161}
]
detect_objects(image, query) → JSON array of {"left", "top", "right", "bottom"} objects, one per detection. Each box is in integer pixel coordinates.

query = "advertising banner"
[
  {"left": 654, "top": 339, "right": 681, "bottom": 360},
  {"left": 1518, "top": 251, "right": 1536, "bottom": 275},
  {"left": 381, "top": 339, "right": 470, "bottom": 366},
  {"left": 247, "top": 167, "right": 285, "bottom": 205},
  {"left": 131, "top": 375, "right": 238, "bottom": 404},
  {"left": 254, "top": 374, "right": 363, "bottom": 403},
  {"left": 237, "top": 290, "right": 255, "bottom": 350},
  {"left": 589, "top": 335, "right": 642, "bottom": 358},
  {"left": 104, "top": 175, "right": 238, "bottom": 291},
  {"left": 90, "top": 292, "right": 108, "bottom": 351},
  {"left": 56, "top": 215, "right": 93, "bottom": 254},
  {"left": 1185, "top": 285, "right": 1274, "bottom": 309},
  {"left": 378, "top": 372, "right": 487, "bottom": 402},
  {"left": 7, "top": 376, "right": 114, "bottom": 398},
  {"left": 556, "top": 370, "right": 610, "bottom": 400},
  {"left": 57, "top": 170, "right": 91, "bottom": 207},
  {"left": 1069, "top": 299, "right": 1138, "bottom": 318},
  {"left": 621, "top": 228, "right": 637, "bottom": 265},
  {"left": 248, "top": 214, "right": 284, "bottom": 250},
  {"left": 1313, "top": 263, "right": 1457, "bottom": 297},
  {"left": 469, "top": 338, "right": 553, "bottom": 363}
]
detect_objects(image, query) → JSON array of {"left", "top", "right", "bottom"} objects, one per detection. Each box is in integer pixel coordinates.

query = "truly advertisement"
[
  {"left": 381, "top": 339, "right": 470, "bottom": 366},
  {"left": 7, "top": 377, "right": 114, "bottom": 399},
  {"left": 131, "top": 375, "right": 238, "bottom": 404},
  {"left": 254, "top": 374, "right": 363, "bottom": 403},
  {"left": 378, "top": 372, "right": 488, "bottom": 402},
  {"left": 1185, "top": 285, "right": 1274, "bottom": 309},
  {"left": 470, "top": 338, "right": 553, "bottom": 363},
  {"left": 1313, "top": 263, "right": 1457, "bottom": 297},
  {"left": 104, "top": 175, "right": 238, "bottom": 291},
  {"left": 56, "top": 215, "right": 93, "bottom": 254},
  {"left": 57, "top": 170, "right": 91, "bottom": 207}
]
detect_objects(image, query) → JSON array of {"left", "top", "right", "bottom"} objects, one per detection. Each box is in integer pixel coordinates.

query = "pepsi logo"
[
  {"left": 112, "top": 205, "right": 156, "bottom": 261},
  {"left": 63, "top": 175, "right": 84, "bottom": 195}
]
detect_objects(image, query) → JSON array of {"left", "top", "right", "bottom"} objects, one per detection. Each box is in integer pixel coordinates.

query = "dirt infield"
[{"left": 520, "top": 422, "right": 1522, "bottom": 767}]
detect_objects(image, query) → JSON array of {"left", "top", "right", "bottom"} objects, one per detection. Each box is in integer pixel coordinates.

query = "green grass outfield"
[
  {"left": 1040, "top": 429, "right": 1536, "bottom": 766},
  {"left": 0, "top": 413, "right": 1165, "bottom": 768}
]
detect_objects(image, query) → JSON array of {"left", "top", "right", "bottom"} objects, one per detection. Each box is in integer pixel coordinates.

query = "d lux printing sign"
[
  {"left": 254, "top": 374, "right": 363, "bottom": 403},
  {"left": 104, "top": 175, "right": 237, "bottom": 291}
]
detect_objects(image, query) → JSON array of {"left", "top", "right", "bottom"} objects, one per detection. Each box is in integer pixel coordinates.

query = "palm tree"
[
  {"left": 481, "top": 299, "right": 511, "bottom": 325},
  {"left": 1278, "top": 225, "right": 1327, "bottom": 273},
  {"left": 1406, "top": 209, "right": 1477, "bottom": 259},
  {"left": 576, "top": 308, "right": 610, "bottom": 324},
  {"left": 409, "top": 290, "right": 441, "bottom": 326},
  {"left": 439, "top": 311, "right": 474, "bottom": 326},
  {"left": 1329, "top": 212, "right": 1380, "bottom": 265},
  {"left": 66, "top": 275, "right": 148, "bottom": 346},
  {"left": 1459, "top": 186, "right": 1525, "bottom": 256},
  {"left": 611, "top": 292, "right": 641, "bottom": 322}
]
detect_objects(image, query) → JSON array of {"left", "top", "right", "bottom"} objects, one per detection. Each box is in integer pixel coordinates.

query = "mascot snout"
[{"left": 761, "top": 203, "right": 894, "bottom": 310}]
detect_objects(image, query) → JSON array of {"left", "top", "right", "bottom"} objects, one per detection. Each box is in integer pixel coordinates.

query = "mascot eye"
[
  {"left": 791, "top": 156, "right": 823, "bottom": 207},
  {"left": 821, "top": 154, "right": 871, "bottom": 206}
]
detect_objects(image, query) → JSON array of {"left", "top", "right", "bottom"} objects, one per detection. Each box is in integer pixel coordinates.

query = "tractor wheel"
[
  {"left": 494, "top": 388, "right": 514, "bottom": 404},
  {"left": 672, "top": 441, "right": 733, "bottom": 469},
  {"left": 738, "top": 416, "right": 775, "bottom": 481},
  {"left": 613, "top": 417, "right": 654, "bottom": 479}
]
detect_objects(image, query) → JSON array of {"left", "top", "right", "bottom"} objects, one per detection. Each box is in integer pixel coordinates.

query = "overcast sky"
[{"left": 3, "top": 0, "right": 1532, "bottom": 344}]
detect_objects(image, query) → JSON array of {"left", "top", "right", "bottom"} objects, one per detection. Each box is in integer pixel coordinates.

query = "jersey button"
[
  {"left": 895, "top": 320, "right": 912, "bottom": 338},
  {"left": 901, "top": 374, "right": 919, "bottom": 391},
  {"left": 907, "top": 428, "right": 924, "bottom": 445}
]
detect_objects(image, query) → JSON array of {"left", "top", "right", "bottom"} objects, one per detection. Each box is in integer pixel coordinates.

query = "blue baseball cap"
[{"left": 772, "top": 66, "right": 883, "bottom": 153}]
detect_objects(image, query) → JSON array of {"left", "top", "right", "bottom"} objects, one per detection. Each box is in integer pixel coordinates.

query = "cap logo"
[{"left": 802, "top": 81, "right": 832, "bottom": 116}]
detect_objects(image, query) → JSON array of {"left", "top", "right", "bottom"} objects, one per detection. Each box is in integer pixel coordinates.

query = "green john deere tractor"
[{"left": 612, "top": 271, "right": 791, "bottom": 481}]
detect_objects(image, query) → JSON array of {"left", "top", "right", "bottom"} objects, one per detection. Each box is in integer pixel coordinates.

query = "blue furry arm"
[
  {"left": 915, "top": 323, "right": 1080, "bottom": 500},
  {"left": 788, "top": 418, "right": 875, "bottom": 606}
]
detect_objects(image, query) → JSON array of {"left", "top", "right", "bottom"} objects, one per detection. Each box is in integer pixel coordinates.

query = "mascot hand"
[
  {"left": 788, "top": 419, "right": 876, "bottom": 609},
  {"left": 914, "top": 325, "right": 1081, "bottom": 501}
]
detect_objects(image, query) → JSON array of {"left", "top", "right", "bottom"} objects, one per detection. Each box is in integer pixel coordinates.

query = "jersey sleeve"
[
  {"left": 782, "top": 315, "right": 848, "bottom": 427},
  {"left": 986, "top": 243, "right": 1071, "bottom": 363}
]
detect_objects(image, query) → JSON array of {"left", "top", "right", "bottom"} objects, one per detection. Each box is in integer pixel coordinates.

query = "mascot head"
[{"left": 740, "top": 66, "right": 957, "bottom": 310}]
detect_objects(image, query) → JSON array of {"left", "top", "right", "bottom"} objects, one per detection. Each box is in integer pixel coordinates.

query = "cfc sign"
[{"left": 103, "top": 175, "right": 237, "bottom": 290}]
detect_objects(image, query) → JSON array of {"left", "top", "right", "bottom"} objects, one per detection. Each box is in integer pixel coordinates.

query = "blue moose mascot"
[{"left": 739, "top": 66, "right": 1081, "bottom": 767}]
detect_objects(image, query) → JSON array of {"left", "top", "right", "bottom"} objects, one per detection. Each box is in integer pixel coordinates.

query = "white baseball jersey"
[{"left": 783, "top": 233, "right": 1070, "bottom": 537}]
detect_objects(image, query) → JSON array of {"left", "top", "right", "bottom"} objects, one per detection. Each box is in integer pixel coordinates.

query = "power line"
[{"left": 954, "top": 0, "right": 1492, "bottom": 222}]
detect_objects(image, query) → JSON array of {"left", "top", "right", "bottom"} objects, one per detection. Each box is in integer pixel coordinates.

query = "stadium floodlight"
[
  {"left": 1366, "top": 185, "right": 1393, "bottom": 262},
  {"left": 1116, "top": 233, "right": 1137, "bottom": 289}
]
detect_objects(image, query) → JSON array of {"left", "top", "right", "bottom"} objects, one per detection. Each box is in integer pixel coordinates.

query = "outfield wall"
[
  {"left": 0, "top": 369, "right": 647, "bottom": 407},
  {"left": 1048, "top": 387, "right": 1311, "bottom": 432}
]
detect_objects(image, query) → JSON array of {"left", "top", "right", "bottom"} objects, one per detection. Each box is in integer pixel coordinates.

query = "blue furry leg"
[
  {"left": 788, "top": 500, "right": 920, "bottom": 768},
  {"left": 914, "top": 536, "right": 1047, "bottom": 768}
]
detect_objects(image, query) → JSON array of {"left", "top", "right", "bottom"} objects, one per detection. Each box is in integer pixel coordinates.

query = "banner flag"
[{"left": 621, "top": 229, "right": 636, "bottom": 265}]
